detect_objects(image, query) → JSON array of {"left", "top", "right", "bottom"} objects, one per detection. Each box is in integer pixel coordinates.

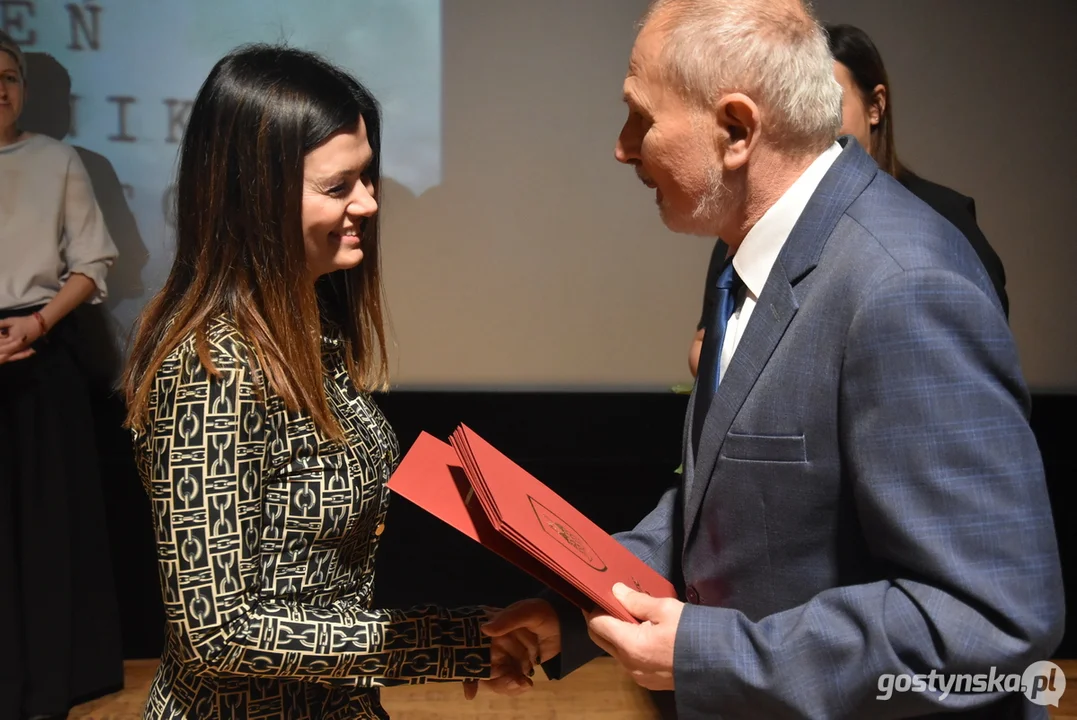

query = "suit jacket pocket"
[{"left": 721, "top": 431, "right": 806, "bottom": 463}]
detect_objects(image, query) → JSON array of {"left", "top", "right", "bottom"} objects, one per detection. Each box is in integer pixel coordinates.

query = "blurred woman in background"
[
  {"left": 0, "top": 28, "right": 123, "bottom": 720},
  {"left": 827, "top": 22, "right": 1008, "bottom": 315}
]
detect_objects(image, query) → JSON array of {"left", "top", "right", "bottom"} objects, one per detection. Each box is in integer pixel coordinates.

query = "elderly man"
[{"left": 479, "top": 0, "right": 1065, "bottom": 717}]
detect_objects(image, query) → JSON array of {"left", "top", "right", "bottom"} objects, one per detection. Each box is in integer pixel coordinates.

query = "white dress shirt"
[{"left": 719, "top": 142, "right": 842, "bottom": 380}]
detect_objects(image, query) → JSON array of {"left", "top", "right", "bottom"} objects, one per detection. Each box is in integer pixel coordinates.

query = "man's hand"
[
  {"left": 586, "top": 583, "right": 684, "bottom": 691},
  {"left": 463, "top": 629, "right": 538, "bottom": 700},
  {"left": 0, "top": 315, "right": 40, "bottom": 364},
  {"left": 462, "top": 598, "right": 562, "bottom": 699}
]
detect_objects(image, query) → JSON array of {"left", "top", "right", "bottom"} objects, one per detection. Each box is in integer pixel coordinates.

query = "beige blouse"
[{"left": 0, "top": 133, "right": 117, "bottom": 310}]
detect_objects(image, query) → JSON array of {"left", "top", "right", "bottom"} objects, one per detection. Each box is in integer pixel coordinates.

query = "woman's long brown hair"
[
  {"left": 123, "top": 45, "right": 388, "bottom": 439},
  {"left": 826, "top": 24, "right": 905, "bottom": 179}
]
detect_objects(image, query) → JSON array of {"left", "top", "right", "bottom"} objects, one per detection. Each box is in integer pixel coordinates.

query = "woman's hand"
[
  {"left": 462, "top": 607, "right": 542, "bottom": 700},
  {"left": 0, "top": 315, "right": 41, "bottom": 364}
]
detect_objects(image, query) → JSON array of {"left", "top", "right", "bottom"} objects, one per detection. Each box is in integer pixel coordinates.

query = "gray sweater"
[{"left": 0, "top": 133, "right": 117, "bottom": 310}]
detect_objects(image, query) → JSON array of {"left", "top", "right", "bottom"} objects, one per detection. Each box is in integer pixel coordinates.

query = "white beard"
[
  {"left": 693, "top": 163, "right": 728, "bottom": 223},
  {"left": 660, "top": 160, "right": 731, "bottom": 237}
]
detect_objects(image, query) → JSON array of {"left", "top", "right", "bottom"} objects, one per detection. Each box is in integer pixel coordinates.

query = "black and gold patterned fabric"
[{"left": 133, "top": 318, "right": 491, "bottom": 720}]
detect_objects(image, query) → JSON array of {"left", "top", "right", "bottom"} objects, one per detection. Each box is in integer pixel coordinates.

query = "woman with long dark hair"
[{"left": 124, "top": 45, "right": 533, "bottom": 719}]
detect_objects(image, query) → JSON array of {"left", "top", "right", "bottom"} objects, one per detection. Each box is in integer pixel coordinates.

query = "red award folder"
[{"left": 387, "top": 425, "right": 678, "bottom": 623}]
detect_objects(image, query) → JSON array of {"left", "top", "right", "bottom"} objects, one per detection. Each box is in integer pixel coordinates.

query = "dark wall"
[{"left": 95, "top": 390, "right": 1077, "bottom": 659}]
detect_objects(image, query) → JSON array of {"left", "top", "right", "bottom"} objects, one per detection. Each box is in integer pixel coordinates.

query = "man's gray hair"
[{"left": 642, "top": 0, "right": 842, "bottom": 154}]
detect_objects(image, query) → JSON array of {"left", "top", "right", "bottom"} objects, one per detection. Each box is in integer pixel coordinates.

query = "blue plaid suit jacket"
[{"left": 549, "top": 138, "right": 1065, "bottom": 719}]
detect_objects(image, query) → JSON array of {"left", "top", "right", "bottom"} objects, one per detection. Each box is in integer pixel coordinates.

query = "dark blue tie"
[{"left": 692, "top": 260, "right": 740, "bottom": 454}]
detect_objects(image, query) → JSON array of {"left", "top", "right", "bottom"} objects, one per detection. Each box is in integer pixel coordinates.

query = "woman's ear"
[{"left": 869, "top": 84, "right": 887, "bottom": 127}]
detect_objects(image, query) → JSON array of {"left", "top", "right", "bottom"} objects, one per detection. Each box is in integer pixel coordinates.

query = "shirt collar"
[{"left": 732, "top": 141, "right": 842, "bottom": 299}]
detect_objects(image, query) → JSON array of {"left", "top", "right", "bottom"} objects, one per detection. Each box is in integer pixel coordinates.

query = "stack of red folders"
[{"left": 387, "top": 425, "right": 678, "bottom": 623}]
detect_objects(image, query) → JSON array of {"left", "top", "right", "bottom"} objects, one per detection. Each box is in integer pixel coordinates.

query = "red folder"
[{"left": 387, "top": 426, "right": 678, "bottom": 623}]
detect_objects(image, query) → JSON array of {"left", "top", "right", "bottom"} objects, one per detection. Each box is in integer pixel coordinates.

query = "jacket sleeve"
[{"left": 139, "top": 338, "right": 491, "bottom": 687}]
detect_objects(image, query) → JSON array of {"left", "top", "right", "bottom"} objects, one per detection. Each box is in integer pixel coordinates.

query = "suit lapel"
[
  {"left": 682, "top": 265, "right": 798, "bottom": 533},
  {"left": 682, "top": 138, "right": 880, "bottom": 538}
]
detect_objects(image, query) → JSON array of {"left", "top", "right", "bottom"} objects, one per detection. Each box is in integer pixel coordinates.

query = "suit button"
[
  {"left": 375, "top": 523, "right": 385, "bottom": 536},
  {"left": 686, "top": 586, "right": 699, "bottom": 604}
]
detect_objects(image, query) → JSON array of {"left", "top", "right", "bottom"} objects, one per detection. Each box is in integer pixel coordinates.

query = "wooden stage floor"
[{"left": 70, "top": 658, "right": 1077, "bottom": 719}]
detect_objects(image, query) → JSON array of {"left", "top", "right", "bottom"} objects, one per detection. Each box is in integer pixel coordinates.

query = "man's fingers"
[
  {"left": 491, "top": 633, "right": 534, "bottom": 673},
  {"left": 483, "top": 672, "right": 534, "bottom": 697},
  {"left": 630, "top": 669, "right": 674, "bottom": 692},
  {"left": 586, "top": 613, "right": 629, "bottom": 649},
  {"left": 465, "top": 668, "right": 536, "bottom": 700},
  {"left": 483, "top": 599, "right": 550, "bottom": 636},
  {"left": 512, "top": 628, "right": 540, "bottom": 665},
  {"left": 586, "top": 623, "right": 622, "bottom": 661},
  {"left": 482, "top": 607, "right": 526, "bottom": 636},
  {"left": 611, "top": 583, "right": 665, "bottom": 622}
]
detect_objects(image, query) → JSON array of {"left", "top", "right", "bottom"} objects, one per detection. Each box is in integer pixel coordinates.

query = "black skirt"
[{"left": 0, "top": 308, "right": 124, "bottom": 719}]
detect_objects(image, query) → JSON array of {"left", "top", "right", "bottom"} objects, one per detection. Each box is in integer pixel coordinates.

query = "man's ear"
[{"left": 715, "top": 93, "right": 760, "bottom": 171}]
